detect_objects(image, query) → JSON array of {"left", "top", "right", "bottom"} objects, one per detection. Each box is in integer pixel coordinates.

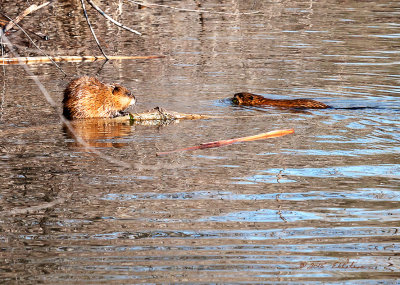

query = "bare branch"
[
  {"left": 86, "top": 0, "right": 141, "bottom": 35},
  {"left": 80, "top": 0, "right": 108, "bottom": 59},
  {"left": 1, "top": 13, "right": 67, "bottom": 76},
  {"left": 4, "top": 2, "right": 50, "bottom": 32}
]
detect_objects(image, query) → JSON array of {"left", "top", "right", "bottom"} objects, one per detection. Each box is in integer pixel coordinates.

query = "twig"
[
  {"left": 156, "top": 129, "right": 295, "bottom": 156},
  {"left": 3, "top": 2, "right": 50, "bottom": 32},
  {"left": 128, "top": 0, "right": 261, "bottom": 15},
  {"left": 86, "top": 0, "right": 141, "bottom": 35},
  {"left": 0, "top": 54, "right": 165, "bottom": 65},
  {"left": 95, "top": 58, "right": 109, "bottom": 75},
  {"left": 80, "top": 0, "right": 108, "bottom": 59},
  {"left": 1, "top": 13, "right": 67, "bottom": 76},
  {"left": 0, "top": 12, "right": 49, "bottom": 40}
]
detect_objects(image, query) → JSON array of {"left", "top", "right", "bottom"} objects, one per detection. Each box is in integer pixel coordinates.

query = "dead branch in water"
[
  {"left": 3, "top": 2, "right": 50, "bottom": 32},
  {"left": 122, "top": 107, "right": 272, "bottom": 124},
  {"left": 80, "top": 0, "right": 141, "bottom": 58},
  {"left": 80, "top": 0, "right": 108, "bottom": 59},
  {"left": 0, "top": 2, "right": 66, "bottom": 74},
  {"left": 129, "top": 107, "right": 211, "bottom": 122},
  {"left": 156, "top": 129, "right": 295, "bottom": 156},
  {"left": 1, "top": 1, "right": 143, "bottom": 66},
  {"left": 1, "top": 13, "right": 66, "bottom": 75},
  {"left": 87, "top": 0, "right": 141, "bottom": 35},
  {"left": 0, "top": 55, "right": 165, "bottom": 65}
]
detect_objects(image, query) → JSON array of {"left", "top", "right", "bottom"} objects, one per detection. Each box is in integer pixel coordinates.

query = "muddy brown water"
[{"left": 1, "top": 0, "right": 399, "bottom": 283}]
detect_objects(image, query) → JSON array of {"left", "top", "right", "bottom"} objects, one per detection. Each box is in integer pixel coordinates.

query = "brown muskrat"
[
  {"left": 232, "top": 92, "right": 330, "bottom": 109},
  {"left": 63, "top": 76, "right": 136, "bottom": 119}
]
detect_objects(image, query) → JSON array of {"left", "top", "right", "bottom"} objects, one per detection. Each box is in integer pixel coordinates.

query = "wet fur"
[
  {"left": 233, "top": 92, "right": 330, "bottom": 109},
  {"left": 63, "top": 76, "right": 136, "bottom": 119}
]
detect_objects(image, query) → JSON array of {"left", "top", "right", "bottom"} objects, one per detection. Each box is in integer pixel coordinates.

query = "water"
[{"left": 1, "top": 0, "right": 399, "bottom": 283}]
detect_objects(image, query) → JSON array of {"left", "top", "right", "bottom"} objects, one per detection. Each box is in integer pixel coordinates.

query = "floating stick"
[{"left": 156, "top": 129, "right": 295, "bottom": 156}]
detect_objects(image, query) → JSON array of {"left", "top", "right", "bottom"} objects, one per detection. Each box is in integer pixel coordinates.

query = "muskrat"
[
  {"left": 63, "top": 76, "right": 136, "bottom": 119},
  {"left": 232, "top": 92, "right": 330, "bottom": 109}
]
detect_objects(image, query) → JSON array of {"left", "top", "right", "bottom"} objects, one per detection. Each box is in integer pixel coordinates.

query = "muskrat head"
[
  {"left": 111, "top": 84, "right": 136, "bottom": 109},
  {"left": 232, "top": 92, "right": 254, "bottom": 105}
]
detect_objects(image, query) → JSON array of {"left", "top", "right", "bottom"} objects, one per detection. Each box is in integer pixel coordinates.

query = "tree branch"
[
  {"left": 86, "top": 0, "right": 141, "bottom": 35},
  {"left": 80, "top": 0, "right": 108, "bottom": 59}
]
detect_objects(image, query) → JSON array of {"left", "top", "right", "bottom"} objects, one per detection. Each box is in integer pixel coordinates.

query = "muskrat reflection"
[{"left": 63, "top": 119, "right": 133, "bottom": 148}]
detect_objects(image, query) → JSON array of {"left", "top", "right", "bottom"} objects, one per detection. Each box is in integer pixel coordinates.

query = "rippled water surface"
[{"left": 1, "top": 0, "right": 399, "bottom": 283}]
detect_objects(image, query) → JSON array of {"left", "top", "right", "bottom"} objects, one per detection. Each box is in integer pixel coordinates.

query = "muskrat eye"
[{"left": 112, "top": 86, "right": 120, "bottom": 94}]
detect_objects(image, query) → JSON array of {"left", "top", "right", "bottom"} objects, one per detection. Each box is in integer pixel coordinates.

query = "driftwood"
[
  {"left": 0, "top": 55, "right": 165, "bottom": 65},
  {"left": 128, "top": 107, "right": 211, "bottom": 122},
  {"left": 120, "top": 107, "right": 276, "bottom": 124},
  {"left": 156, "top": 129, "right": 295, "bottom": 156}
]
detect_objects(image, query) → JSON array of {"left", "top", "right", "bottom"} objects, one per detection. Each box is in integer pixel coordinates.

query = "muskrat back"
[
  {"left": 63, "top": 76, "right": 136, "bottom": 119},
  {"left": 233, "top": 92, "right": 330, "bottom": 109}
]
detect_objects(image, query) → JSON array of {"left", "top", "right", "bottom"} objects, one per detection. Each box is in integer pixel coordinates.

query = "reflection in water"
[
  {"left": 63, "top": 118, "right": 133, "bottom": 148},
  {"left": 62, "top": 117, "right": 181, "bottom": 148},
  {"left": 1, "top": 0, "right": 400, "bottom": 283}
]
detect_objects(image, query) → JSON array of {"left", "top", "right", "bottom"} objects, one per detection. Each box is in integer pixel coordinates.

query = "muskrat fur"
[
  {"left": 63, "top": 76, "right": 136, "bottom": 119},
  {"left": 233, "top": 92, "right": 330, "bottom": 109}
]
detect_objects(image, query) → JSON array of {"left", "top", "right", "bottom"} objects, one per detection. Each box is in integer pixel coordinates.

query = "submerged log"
[
  {"left": 128, "top": 107, "right": 211, "bottom": 122},
  {"left": 113, "top": 107, "right": 270, "bottom": 124}
]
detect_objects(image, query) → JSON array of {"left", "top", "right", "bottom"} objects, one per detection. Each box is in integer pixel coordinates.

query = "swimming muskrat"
[
  {"left": 63, "top": 76, "right": 136, "bottom": 119},
  {"left": 232, "top": 92, "right": 330, "bottom": 109}
]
